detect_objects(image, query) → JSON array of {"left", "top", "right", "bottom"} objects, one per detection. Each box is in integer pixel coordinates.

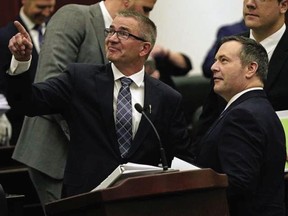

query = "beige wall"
[{"left": 150, "top": 0, "right": 244, "bottom": 76}]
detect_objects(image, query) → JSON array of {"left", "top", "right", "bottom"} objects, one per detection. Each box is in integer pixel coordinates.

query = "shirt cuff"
[{"left": 7, "top": 55, "right": 32, "bottom": 75}]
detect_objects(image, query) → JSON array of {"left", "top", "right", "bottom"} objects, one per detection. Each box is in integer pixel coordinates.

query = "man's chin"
[{"left": 107, "top": 55, "right": 117, "bottom": 62}]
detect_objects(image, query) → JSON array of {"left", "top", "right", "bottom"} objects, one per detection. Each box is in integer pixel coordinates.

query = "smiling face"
[
  {"left": 211, "top": 41, "right": 248, "bottom": 101},
  {"left": 243, "top": 0, "right": 288, "bottom": 35},
  {"left": 105, "top": 15, "right": 152, "bottom": 74}
]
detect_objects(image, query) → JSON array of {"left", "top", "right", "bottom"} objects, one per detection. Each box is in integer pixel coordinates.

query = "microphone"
[{"left": 134, "top": 103, "right": 168, "bottom": 171}]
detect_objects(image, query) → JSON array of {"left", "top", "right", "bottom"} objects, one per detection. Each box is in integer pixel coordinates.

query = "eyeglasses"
[{"left": 104, "top": 28, "right": 146, "bottom": 42}]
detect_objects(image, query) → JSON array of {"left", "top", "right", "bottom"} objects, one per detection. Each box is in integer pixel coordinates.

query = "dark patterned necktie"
[
  {"left": 34, "top": 24, "right": 43, "bottom": 47},
  {"left": 116, "top": 77, "right": 133, "bottom": 158}
]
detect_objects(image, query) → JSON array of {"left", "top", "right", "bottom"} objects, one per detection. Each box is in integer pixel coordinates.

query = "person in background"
[
  {"left": 202, "top": 19, "right": 248, "bottom": 78},
  {"left": 0, "top": 115, "right": 11, "bottom": 146},
  {"left": 8, "top": 9, "right": 191, "bottom": 198},
  {"left": 0, "top": 94, "right": 11, "bottom": 146},
  {"left": 145, "top": 44, "right": 192, "bottom": 89},
  {"left": 11, "top": 0, "right": 157, "bottom": 209},
  {"left": 0, "top": 0, "right": 56, "bottom": 145},
  {"left": 195, "top": 35, "right": 286, "bottom": 216}
]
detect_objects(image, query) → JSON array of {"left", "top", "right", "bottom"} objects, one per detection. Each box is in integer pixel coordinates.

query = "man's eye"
[{"left": 118, "top": 31, "right": 127, "bottom": 36}]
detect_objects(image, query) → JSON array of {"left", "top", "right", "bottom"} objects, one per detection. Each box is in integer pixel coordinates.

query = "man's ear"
[
  {"left": 245, "top": 62, "right": 258, "bottom": 79},
  {"left": 280, "top": 0, "right": 288, "bottom": 14},
  {"left": 139, "top": 43, "right": 152, "bottom": 57}
]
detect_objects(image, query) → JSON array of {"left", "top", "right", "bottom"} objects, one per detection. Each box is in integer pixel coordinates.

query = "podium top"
[{"left": 45, "top": 168, "right": 228, "bottom": 215}]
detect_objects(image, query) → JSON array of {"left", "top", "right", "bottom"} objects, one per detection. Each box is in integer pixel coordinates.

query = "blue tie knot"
[{"left": 120, "top": 77, "right": 133, "bottom": 87}]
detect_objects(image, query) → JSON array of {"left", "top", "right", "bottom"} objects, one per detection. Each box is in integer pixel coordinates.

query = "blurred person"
[
  {"left": 145, "top": 44, "right": 192, "bottom": 89},
  {"left": 0, "top": 94, "right": 11, "bottom": 146},
  {"left": 11, "top": 0, "right": 157, "bottom": 208},
  {"left": 195, "top": 35, "right": 286, "bottom": 216},
  {"left": 0, "top": 114, "right": 12, "bottom": 147},
  {"left": 0, "top": 0, "right": 56, "bottom": 145},
  {"left": 7, "top": 10, "right": 191, "bottom": 199}
]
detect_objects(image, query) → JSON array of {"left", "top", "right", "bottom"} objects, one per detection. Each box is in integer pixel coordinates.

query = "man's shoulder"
[
  {"left": 67, "top": 63, "right": 107, "bottom": 71},
  {"left": 147, "top": 75, "right": 182, "bottom": 98},
  {"left": 55, "top": 3, "right": 99, "bottom": 15}
]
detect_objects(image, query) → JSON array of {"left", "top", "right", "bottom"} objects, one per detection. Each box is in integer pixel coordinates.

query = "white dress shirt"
[{"left": 250, "top": 24, "right": 286, "bottom": 61}]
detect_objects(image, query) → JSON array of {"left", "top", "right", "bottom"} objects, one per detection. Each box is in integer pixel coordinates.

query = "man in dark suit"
[
  {"left": 0, "top": 0, "right": 56, "bottom": 145},
  {"left": 195, "top": 35, "right": 286, "bottom": 216},
  {"left": 12, "top": 0, "right": 157, "bottom": 208},
  {"left": 7, "top": 10, "right": 191, "bottom": 197},
  {"left": 193, "top": 0, "right": 288, "bottom": 153}
]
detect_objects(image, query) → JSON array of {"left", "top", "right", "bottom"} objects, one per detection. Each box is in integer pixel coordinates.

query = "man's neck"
[{"left": 251, "top": 21, "right": 285, "bottom": 42}]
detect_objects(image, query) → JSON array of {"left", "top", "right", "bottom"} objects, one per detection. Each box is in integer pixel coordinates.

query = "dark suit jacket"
[
  {"left": 7, "top": 63, "right": 191, "bottom": 197},
  {"left": 0, "top": 16, "right": 39, "bottom": 144},
  {"left": 196, "top": 90, "right": 286, "bottom": 216},
  {"left": 193, "top": 27, "right": 288, "bottom": 152}
]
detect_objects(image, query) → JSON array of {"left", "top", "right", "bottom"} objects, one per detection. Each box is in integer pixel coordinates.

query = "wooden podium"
[{"left": 45, "top": 169, "right": 229, "bottom": 216}]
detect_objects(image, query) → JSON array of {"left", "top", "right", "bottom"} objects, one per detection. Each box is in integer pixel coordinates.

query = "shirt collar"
[
  {"left": 99, "top": 1, "right": 113, "bottom": 28},
  {"left": 19, "top": 7, "right": 35, "bottom": 31},
  {"left": 112, "top": 63, "right": 145, "bottom": 87},
  {"left": 224, "top": 87, "right": 263, "bottom": 111},
  {"left": 250, "top": 24, "right": 286, "bottom": 60}
]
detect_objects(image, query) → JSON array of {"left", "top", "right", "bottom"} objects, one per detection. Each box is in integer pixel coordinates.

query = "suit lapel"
[
  {"left": 205, "top": 90, "right": 266, "bottom": 137},
  {"left": 89, "top": 4, "right": 109, "bottom": 64},
  {"left": 265, "top": 28, "right": 288, "bottom": 91},
  {"left": 95, "top": 65, "right": 118, "bottom": 149}
]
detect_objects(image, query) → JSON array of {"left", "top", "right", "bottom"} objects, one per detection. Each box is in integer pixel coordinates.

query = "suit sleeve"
[
  {"left": 7, "top": 69, "right": 73, "bottom": 117},
  {"left": 35, "top": 5, "right": 89, "bottom": 82}
]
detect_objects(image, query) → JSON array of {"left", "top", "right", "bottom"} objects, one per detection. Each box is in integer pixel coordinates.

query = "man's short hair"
[{"left": 218, "top": 36, "right": 268, "bottom": 82}]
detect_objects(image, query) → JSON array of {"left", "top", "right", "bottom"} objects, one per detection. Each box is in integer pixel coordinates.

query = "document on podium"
[
  {"left": 92, "top": 163, "right": 164, "bottom": 191},
  {"left": 92, "top": 158, "right": 200, "bottom": 192},
  {"left": 171, "top": 157, "right": 200, "bottom": 171}
]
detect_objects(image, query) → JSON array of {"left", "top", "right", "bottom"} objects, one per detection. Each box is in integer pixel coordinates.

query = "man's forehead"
[
  {"left": 216, "top": 41, "right": 242, "bottom": 57},
  {"left": 111, "top": 16, "right": 138, "bottom": 30}
]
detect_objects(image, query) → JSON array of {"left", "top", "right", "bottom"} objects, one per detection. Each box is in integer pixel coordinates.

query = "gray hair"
[{"left": 116, "top": 10, "right": 157, "bottom": 47}]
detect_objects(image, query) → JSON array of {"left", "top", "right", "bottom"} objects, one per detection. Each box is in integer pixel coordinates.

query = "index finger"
[{"left": 14, "top": 21, "right": 30, "bottom": 40}]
